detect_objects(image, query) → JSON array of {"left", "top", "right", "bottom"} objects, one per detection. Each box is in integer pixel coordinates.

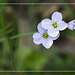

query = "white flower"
[
  {"left": 33, "top": 23, "right": 59, "bottom": 49},
  {"left": 68, "top": 20, "right": 75, "bottom": 30},
  {"left": 41, "top": 12, "right": 68, "bottom": 37}
]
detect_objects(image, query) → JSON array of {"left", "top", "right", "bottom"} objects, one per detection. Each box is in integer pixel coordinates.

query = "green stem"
[
  {"left": 10, "top": 32, "right": 35, "bottom": 40},
  {"left": 6, "top": 36, "right": 17, "bottom": 70},
  {"left": 0, "top": 32, "right": 36, "bottom": 42}
]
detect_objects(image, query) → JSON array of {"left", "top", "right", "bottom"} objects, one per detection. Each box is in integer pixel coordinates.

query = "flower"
[
  {"left": 41, "top": 12, "right": 68, "bottom": 37},
  {"left": 68, "top": 20, "right": 75, "bottom": 30},
  {"left": 33, "top": 23, "right": 60, "bottom": 49}
]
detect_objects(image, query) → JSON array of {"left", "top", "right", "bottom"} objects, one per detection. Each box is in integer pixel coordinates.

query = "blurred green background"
[{"left": 0, "top": 0, "right": 75, "bottom": 75}]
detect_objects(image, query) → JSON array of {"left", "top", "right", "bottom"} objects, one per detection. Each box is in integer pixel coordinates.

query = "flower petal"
[
  {"left": 57, "top": 21, "right": 68, "bottom": 31},
  {"left": 33, "top": 38, "right": 42, "bottom": 45},
  {"left": 52, "top": 33, "right": 60, "bottom": 40},
  {"left": 37, "top": 23, "right": 45, "bottom": 34},
  {"left": 33, "top": 33, "right": 42, "bottom": 39},
  {"left": 73, "top": 25, "right": 75, "bottom": 29},
  {"left": 52, "top": 12, "right": 62, "bottom": 22},
  {"left": 48, "top": 26, "right": 59, "bottom": 37},
  {"left": 68, "top": 20, "right": 75, "bottom": 30},
  {"left": 42, "top": 37, "right": 53, "bottom": 49},
  {"left": 41, "top": 19, "right": 52, "bottom": 29}
]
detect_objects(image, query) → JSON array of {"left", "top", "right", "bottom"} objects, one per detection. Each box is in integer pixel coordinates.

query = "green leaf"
[
  {"left": 0, "top": 29, "right": 3, "bottom": 32},
  {"left": 16, "top": 47, "right": 32, "bottom": 70},
  {"left": 2, "top": 38, "right": 10, "bottom": 55},
  {"left": 0, "top": 22, "right": 12, "bottom": 32},
  {"left": 25, "top": 51, "right": 48, "bottom": 70},
  {"left": 6, "top": 28, "right": 13, "bottom": 34},
  {"left": 0, "top": 0, "right": 8, "bottom": 3},
  {"left": 0, "top": 33, "right": 4, "bottom": 37},
  {"left": 16, "top": 47, "right": 48, "bottom": 70},
  {"left": 4, "top": 22, "right": 12, "bottom": 30}
]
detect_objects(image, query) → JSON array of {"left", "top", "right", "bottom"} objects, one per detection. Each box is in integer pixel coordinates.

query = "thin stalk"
[
  {"left": 0, "top": 32, "right": 36, "bottom": 42},
  {"left": 10, "top": 32, "right": 35, "bottom": 39}
]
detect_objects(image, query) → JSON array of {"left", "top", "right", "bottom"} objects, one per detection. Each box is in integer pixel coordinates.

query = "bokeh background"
[{"left": 0, "top": 0, "right": 75, "bottom": 75}]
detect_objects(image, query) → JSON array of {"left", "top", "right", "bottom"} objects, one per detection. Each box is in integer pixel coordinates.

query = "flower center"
[
  {"left": 52, "top": 22, "right": 58, "bottom": 28},
  {"left": 42, "top": 33, "right": 49, "bottom": 39}
]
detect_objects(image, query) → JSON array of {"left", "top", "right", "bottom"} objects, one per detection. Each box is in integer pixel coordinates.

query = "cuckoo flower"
[
  {"left": 33, "top": 23, "right": 59, "bottom": 49},
  {"left": 41, "top": 12, "right": 68, "bottom": 37},
  {"left": 68, "top": 20, "right": 75, "bottom": 30}
]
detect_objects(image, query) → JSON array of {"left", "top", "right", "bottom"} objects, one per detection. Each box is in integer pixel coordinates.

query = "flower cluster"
[{"left": 33, "top": 11, "right": 75, "bottom": 49}]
